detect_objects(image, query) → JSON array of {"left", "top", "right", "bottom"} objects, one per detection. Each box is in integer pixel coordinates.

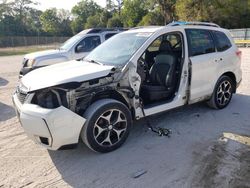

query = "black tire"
[
  {"left": 207, "top": 75, "right": 234, "bottom": 109},
  {"left": 81, "top": 99, "right": 132, "bottom": 153}
]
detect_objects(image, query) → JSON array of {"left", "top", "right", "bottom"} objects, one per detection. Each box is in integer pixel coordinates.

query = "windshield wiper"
[{"left": 85, "top": 59, "right": 103, "bottom": 66}]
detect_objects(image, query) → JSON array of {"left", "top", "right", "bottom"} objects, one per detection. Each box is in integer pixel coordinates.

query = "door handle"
[{"left": 215, "top": 58, "right": 223, "bottom": 63}]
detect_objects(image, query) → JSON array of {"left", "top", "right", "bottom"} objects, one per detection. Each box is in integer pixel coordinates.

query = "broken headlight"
[{"left": 32, "top": 89, "right": 68, "bottom": 109}]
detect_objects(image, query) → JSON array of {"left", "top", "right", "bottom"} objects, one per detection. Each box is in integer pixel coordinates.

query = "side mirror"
[{"left": 76, "top": 45, "right": 85, "bottom": 53}]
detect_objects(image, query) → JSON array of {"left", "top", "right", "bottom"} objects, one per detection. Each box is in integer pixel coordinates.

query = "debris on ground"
[{"left": 131, "top": 169, "right": 147, "bottom": 179}]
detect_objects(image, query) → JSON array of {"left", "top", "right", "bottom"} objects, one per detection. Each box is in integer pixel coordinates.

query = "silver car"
[{"left": 20, "top": 28, "right": 126, "bottom": 77}]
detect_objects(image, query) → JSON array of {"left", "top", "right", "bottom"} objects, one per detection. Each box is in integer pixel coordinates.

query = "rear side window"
[
  {"left": 105, "top": 33, "right": 117, "bottom": 40},
  {"left": 186, "top": 29, "right": 215, "bottom": 56},
  {"left": 212, "top": 31, "right": 232, "bottom": 52}
]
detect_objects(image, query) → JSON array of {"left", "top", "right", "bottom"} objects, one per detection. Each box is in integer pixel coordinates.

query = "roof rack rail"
[
  {"left": 130, "top": 26, "right": 163, "bottom": 30},
  {"left": 86, "top": 28, "right": 128, "bottom": 34},
  {"left": 167, "top": 21, "right": 220, "bottom": 28}
]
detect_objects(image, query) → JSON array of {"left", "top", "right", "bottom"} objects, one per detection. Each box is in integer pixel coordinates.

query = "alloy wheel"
[
  {"left": 216, "top": 80, "right": 232, "bottom": 106},
  {"left": 93, "top": 109, "right": 127, "bottom": 147}
]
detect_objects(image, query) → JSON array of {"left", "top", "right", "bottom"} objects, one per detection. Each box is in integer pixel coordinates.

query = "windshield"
[
  {"left": 85, "top": 32, "right": 152, "bottom": 67},
  {"left": 60, "top": 35, "right": 82, "bottom": 50}
]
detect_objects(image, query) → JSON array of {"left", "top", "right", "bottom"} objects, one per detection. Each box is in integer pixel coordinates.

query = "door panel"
[
  {"left": 186, "top": 29, "right": 217, "bottom": 101},
  {"left": 190, "top": 53, "right": 217, "bottom": 101}
]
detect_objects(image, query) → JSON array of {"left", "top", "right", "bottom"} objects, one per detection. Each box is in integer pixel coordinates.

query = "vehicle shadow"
[
  {"left": 0, "top": 77, "right": 8, "bottom": 87},
  {"left": 0, "top": 102, "right": 16, "bottom": 122},
  {"left": 48, "top": 93, "right": 250, "bottom": 187}
]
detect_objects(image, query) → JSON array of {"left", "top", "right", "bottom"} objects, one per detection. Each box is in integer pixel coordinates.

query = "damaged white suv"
[{"left": 13, "top": 22, "right": 242, "bottom": 153}]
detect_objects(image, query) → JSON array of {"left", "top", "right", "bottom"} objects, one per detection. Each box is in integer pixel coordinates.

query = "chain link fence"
[
  {"left": 230, "top": 29, "right": 250, "bottom": 47},
  {"left": 230, "top": 28, "right": 250, "bottom": 40},
  {"left": 0, "top": 29, "right": 249, "bottom": 49},
  {"left": 0, "top": 36, "right": 69, "bottom": 48}
]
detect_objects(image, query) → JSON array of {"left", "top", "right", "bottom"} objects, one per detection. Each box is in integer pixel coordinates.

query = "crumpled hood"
[
  {"left": 21, "top": 60, "right": 114, "bottom": 92},
  {"left": 24, "top": 49, "right": 65, "bottom": 60}
]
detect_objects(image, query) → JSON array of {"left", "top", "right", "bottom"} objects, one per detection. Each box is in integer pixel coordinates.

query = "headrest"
[{"left": 159, "top": 40, "right": 172, "bottom": 52}]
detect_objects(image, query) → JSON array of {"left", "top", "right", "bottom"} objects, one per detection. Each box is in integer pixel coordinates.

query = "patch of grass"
[{"left": 0, "top": 46, "right": 56, "bottom": 56}]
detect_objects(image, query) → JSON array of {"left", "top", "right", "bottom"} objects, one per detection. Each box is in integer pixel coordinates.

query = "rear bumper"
[{"left": 12, "top": 93, "right": 86, "bottom": 150}]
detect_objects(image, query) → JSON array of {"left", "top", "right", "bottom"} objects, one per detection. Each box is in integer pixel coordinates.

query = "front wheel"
[
  {"left": 207, "top": 76, "right": 234, "bottom": 109},
  {"left": 81, "top": 99, "right": 132, "bottom": 153}
]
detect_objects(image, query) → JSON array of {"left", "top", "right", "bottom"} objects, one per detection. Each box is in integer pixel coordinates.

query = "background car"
[{"left": 19, "top": 28, "right": 126, "bottom": 77}]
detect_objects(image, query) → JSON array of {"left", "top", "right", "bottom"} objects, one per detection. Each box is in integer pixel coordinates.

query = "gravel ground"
[{"left": 0, "top": 50, "right": 250, "bottom": 188}]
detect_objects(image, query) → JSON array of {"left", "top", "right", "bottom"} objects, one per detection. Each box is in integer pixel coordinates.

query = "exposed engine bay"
[{"left": 29, "top": 73, "right": 137, "bottom": 117}]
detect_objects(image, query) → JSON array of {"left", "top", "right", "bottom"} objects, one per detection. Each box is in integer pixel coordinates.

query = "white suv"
[
  {"left": 20, "top": 28, "right": 126, "bottom": 77},
  {"left": 13, "top": 22, "right": 242, "bottom": 153}
]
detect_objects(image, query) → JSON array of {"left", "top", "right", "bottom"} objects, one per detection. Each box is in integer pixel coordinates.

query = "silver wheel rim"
[
  {"left": 217, "top": 80, "right": 232, "bottom": 106},
  {"left": 93, "top": 109, "right": 127, "bottom": 147}
]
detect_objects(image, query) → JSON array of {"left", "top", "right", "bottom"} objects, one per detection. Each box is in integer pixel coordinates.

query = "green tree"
[
  {"left": 40, "top": 8, "right": 60, "bottom": 35},
  {"left": 0, "top": 0, "right": 40, "bottom": 36},
  {"left": 85, "top": 10, "right": 112, "bottom": 28},
  {"left": 107, "top": 14, "right": 123, "bottom": 27},
  {"left": 25, "top": 9, "right": 43, "bottom": 35},
  {"left": 176, "top": 0, "right": 250, "bottom": 28},
  {"left": 85, "top": 14, "right": 103, "bottom": 28},
  {"left": 147, "top": 0, "right": 176, "bottom": 24},
  {"left": 57, "top": 9, "right": 73, "bottom": 36},
  {"left": 176, "top": 0, "right": 211, "bottom": 21},
  {"left": 115, "top": 0, "right": 123, "bottom": 16},
  {"left": 121, "top": 0, "right": 147, "bottom": 27},
  {"left": 139, "top": 10, "right": 165, "bottom": 26},
  {"left": 12, "top": 0, "right": 37, "bottom": 30},
  {"left": 71, "top": 0, "right": 102, "bottom": 33},
  {"left": 0, "top": 15, "right": 19, "bottom": 36},
  {"left": 99, "top": 10, "right": 112, "bottom": 27},
  {"left": 106, "top": 0, "right": 123, "bottom": 15},
  {"left": 211, "top": 0, "right": 250, "bottom": 28},
  {"left": 106, "top": 0, "right": 115, "bottom": 11},
  {"left": 0, "top": 0, "right": 11, "bottom": 18}
]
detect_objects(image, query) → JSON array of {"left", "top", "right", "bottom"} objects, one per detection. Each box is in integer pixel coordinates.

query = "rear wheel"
[
  {"left": 207, "top": 76, "right": 234, "bottom": 109},
  {"left": 81, "top": 99, "right": 132, "bottom": 153}
]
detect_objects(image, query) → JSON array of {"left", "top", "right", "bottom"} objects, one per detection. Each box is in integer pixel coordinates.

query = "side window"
[
  {"left": 186, "top": 29, "right": 215, "bottom": 56},
  {"left": 212, "top": 31, "right": 232, "bottom": 52},
  {"left": 166, "top": 34, "right": 180, "bottom": 48},
  {"left": 75, "top": 36, "right": 101, "bottom": 53},
  {"left": 105, "top": 33, "right": 117, "bottom": 40},
  {"left": 147, "top": 36, "right": 162, "bottom": 52}
]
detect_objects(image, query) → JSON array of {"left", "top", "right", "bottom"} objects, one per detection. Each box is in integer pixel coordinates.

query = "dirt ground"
[{"left": 0, "top": 49, "right": 250, "bottom": 188}]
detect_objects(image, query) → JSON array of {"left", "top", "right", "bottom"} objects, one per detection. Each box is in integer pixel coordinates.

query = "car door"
[
  {"left": 186, "top": 29, "right": 218, "bottom": 102},
  {"left": 73, "top": 35, "right": 101, "bottom": 60}
]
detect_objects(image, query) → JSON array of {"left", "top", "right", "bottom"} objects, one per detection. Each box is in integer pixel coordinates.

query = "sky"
[{"left": 33, "top": 0, "right": 106, "bottom": 11}]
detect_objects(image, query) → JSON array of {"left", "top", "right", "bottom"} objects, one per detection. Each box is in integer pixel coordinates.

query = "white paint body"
[
  {"left": 13, "top": 25, "right": 242, "bottom": 150},
  {"left": 22, "top": 60, "right": 114, "bottom": 91},
  {"left": 13, "top": 94, "right": 86, "bottom": 150}
]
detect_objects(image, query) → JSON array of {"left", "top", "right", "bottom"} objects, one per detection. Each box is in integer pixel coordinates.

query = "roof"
[
  {"left": 78, "top": 28, "right": 127, "bottom": 35},
  {"left": 126, "top": 26, "right": 164, "bottom": 33},
  {"left": 125, "top": 21, "right": 225, "bottom": 34},
  {"left": 167, "top": 21, "right": 220, "bottom": 28}
]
